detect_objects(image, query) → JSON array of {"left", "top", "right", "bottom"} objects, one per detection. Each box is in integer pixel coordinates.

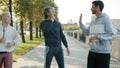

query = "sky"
[{"left": 54, "top": 0, "right": 120, "bottom": 24}]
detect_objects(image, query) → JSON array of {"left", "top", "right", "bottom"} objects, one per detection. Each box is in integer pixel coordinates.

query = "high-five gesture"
[{"left": 79, "top": 13, "right": 82, "bottom": 24}]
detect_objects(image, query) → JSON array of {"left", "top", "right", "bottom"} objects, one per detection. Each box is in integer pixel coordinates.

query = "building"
[{"left": 112, "top": 19, "right": 120, "bottom": 32}]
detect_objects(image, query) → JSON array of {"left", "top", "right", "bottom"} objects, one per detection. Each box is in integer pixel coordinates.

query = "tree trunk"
[
  {"left": 20, "top": 21, "right": 25, "bottom": 43},
  {"left": 36, "top": 27, "right": 38, "bottom": 38},
  {"left": 16, "top": 23, "right": 18, "bottom": 30},
  {"left": 9, "top": 0, "right": 13, "bottom": 26},
  {"left": 39, "top": 24, "right": 42, "bottom": 37},
  {"left": 29, "top": 21, "right": 33, "bottom": 40}
]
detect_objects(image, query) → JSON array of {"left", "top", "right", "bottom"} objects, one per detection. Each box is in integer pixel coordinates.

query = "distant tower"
[{"left": 67, "top": 19, "right": 73, "bottom": 24}]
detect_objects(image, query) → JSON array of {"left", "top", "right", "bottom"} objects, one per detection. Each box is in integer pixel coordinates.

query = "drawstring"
[{"left": 3, "top": 28, "right": 5, "bottom": 38}]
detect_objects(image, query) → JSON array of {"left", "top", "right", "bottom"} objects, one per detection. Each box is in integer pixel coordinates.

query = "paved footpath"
[{"left": 13, "top": 36, "right": 120, "bottom": 68}]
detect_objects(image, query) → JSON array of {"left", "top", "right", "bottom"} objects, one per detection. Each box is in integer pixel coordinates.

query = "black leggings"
[{"left": 87, "top": 51, "right": 110, "bottom": 68}]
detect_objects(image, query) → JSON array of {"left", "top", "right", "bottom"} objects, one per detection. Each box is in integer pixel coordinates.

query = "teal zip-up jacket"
[{"left": 80, "top": 13, "right": 116, "bottom": 53}]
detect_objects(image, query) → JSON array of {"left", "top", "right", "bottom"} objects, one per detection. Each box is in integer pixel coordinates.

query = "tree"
[
  {"left": 13, "top": 0, "right": 29, "bottom": 42},
  {"left": 13, "top": 0, "right": 58, "bottom": 39},
  {"left": 65, "top": 24, "right": 80, "bottom": 30},
  {"left": 29, "top": 21, "right": 33, "bottom": 40},
  {"left": 9, "top": 0, "right": 13, "bottom": 26},
  {"left": 20, "top": 21, "right": 25, "bottom": 43}
]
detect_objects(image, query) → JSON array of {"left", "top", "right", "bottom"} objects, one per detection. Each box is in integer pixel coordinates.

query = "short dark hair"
[
  {"left": 44, "top": 7, "right": 54, "bottom": 19},
  {"left": 92, "top": 0, "right": 104, "bottom": 11}
]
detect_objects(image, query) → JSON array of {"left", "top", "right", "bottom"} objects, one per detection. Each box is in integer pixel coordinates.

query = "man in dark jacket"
[{"left": 40, "top": 7, "right": 70, "bottom": 68}]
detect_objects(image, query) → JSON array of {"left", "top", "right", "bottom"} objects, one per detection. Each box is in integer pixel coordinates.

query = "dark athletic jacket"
[{"left": 40, "top": 20, "right": 68, "bottom": 48}]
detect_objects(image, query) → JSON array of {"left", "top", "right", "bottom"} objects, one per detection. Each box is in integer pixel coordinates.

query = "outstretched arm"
[
  {"left": 79, "top": 14, "right": 89, "bottom": 36},
  {"left": 60, "top": 24, "right": 70, "bottom": 56}
]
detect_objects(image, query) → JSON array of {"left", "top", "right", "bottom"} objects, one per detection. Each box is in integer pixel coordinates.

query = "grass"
[{"left": 13, "top": 34, "right": 44, "bottom": 62}]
